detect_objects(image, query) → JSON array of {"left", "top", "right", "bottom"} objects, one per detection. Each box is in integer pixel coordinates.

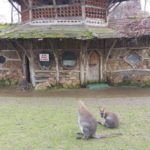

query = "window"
[
  {"left": 126, "top": 53, "right": 141, "bottom": 66},
  {"left": 39, "top": 53, "right": 52, "bottom": 69},
  {"left": 0, "top": 56, "right": 6, "bottom": 64},
  {"left": 62, "top": 52, "right": 76, "bottom": 67}
]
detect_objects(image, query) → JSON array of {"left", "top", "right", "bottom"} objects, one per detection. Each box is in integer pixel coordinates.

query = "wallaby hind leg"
[
  {"left": 77, "top": 127, "right": 90, "bottom": 140},
  {"left": 76, "top": 135, "right": 89, "bottom": 140},
  {"left": 104, "top": 121, "right": 111, "bottom": 128}
]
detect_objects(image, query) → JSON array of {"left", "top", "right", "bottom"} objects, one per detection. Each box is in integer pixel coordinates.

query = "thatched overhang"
[
  {"left": 0, "top": 24, "right": 124, "bottom": 40},
  {"left": 1, "top": 17, "right": 150, "bottom": 40}
]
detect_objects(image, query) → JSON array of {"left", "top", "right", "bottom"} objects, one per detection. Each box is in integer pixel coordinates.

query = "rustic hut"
[{"left": 0, "top": 0, "right": 150, "bottom": 89}]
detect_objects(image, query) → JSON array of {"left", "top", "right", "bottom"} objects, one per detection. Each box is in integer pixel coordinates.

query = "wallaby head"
[{"left": 99, "top": 107, "right": 105, "bottom": 118}]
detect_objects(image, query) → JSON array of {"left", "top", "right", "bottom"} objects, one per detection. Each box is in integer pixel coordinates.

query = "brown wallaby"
[
  {"left": 77, "top": 101, "right": 122, "bottom": 140},
  {"left": 98, "top": 107, "right": 120, "bottom": 128}
]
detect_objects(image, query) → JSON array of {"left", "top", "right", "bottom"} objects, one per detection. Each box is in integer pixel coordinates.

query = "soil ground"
[{"left": 1, "top": 86, "right": 150, "bottom": 98}]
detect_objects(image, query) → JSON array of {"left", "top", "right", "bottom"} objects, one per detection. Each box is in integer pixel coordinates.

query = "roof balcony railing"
[{"left": 20, "top": 0, "right": 107, "bottom": 26}]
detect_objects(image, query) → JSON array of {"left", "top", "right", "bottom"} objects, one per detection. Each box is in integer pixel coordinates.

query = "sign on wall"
[
  {"left": 39, "top": 53, "right": 52, "bottom": 69},
  {"left": 39, "top": 54, "right": 49, "bottom": 61}
]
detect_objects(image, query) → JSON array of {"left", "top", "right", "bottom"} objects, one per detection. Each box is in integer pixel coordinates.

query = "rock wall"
[
  {"left": 33, "top": 48, "right": 81, "bottom": 89},
  {"left": 0, "top": 50, "right": 22, "bottom": 84},
  {"left": 106, "top": 47, "right": 150, "bottom": 85}
]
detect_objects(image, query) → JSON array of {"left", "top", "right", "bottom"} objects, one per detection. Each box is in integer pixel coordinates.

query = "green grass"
[{"left": 0, "top": 97, "right": 150, "bottom": 150}]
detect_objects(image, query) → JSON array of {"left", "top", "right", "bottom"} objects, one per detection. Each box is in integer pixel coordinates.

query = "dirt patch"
[{"left": 1, "top": 86, "right": 150, "bottom": 99}]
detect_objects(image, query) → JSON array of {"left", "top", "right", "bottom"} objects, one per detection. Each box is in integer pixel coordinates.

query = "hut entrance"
[
  {"left": 88, "top": 51, "right": 100, "bottom": 82},
  {"left": 25, "top": 56, "right": 31, "bottom": 83}
]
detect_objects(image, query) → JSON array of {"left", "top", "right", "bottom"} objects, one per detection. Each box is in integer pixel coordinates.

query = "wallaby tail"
[{"left": 93, "top": 133, "right": 122, "bottom": 139}]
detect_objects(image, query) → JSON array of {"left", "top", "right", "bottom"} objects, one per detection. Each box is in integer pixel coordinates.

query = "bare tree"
[{"left": 11, "top": 5, "right": 14, "bottom": 23}]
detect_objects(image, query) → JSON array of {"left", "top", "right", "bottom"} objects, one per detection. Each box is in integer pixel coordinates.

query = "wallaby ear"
[
  {"left": 99, "top": 106, "right": 102, "bottom": 111},
  {"left": 103, "top": 107, "right": 105, "bottom": 112},
  {"left": 99, "top": 106, "right": 104, "bottom": 112}
]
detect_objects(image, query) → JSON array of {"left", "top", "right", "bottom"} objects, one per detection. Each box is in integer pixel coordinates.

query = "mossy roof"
[{"left": 0, "top": 24, "right": 124, "bottom": 40}]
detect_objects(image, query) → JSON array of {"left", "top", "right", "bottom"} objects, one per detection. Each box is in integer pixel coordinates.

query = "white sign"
[{"left": 39, "top": 54, "right": 49, "bottom": 61}]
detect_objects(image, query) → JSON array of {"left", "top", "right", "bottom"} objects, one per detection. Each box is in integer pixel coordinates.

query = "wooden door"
[{"left": 88, "top": 51, "right": 100, "bottom": 81}]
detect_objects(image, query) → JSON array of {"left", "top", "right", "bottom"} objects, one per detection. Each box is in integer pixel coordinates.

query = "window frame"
[
  {"left": 124, "top": 52, "right": 142, "bottom": 68},
  {"left": 61, "top": 52, "right": 77, "bottom": 69},
  {"left": 0, "top": 56, "right": 6, "bottom": 64},
  {"left": 38, "top": 52, "right": 53, "bottom": 70}
]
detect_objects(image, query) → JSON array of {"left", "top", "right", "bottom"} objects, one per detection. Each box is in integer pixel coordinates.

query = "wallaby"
[
  {"left": 77, "top": 101, "right": 122, "bottom": 140},
  {"left": 98, "top": 107, "right": 120, "bottom": 128},
  {"left": 20, "top": 76, "right": 29, "bottom": 91}
]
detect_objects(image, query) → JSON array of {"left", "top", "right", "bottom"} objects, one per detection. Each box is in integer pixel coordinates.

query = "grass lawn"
[{"left": 0, "top": 97, "right": 150, "bottom": 150}]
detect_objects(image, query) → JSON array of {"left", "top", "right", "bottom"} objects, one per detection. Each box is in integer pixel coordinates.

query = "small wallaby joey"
[
  {"left": 98, "top": 107, "right": 120, "bottom": 128},
  {"left": 77, "top": 101, "right": 122, "bottom": 140}
]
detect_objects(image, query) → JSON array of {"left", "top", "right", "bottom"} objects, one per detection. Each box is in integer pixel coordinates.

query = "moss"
[
  {"left": 84, "top": 31, "right": 94, "bottom": 38},
  {"left": 0, "top": 24, "right": 8, "bottom": 29},
  {"left": 0, "top": 79, "right": 19, "bottom": 87},
  {"left": 35, "top": 83, "right": 81, "bottom": 91},
  {"left": 115, "top": 79, "right": 150, "bottom": 87},
  {"left": 99, "top": 29, "right": 114, "bottom": 33},
  {"left": 115, "top": 80, "right": 139, "bottom": 87},
  {"left": 0, "top": 30, "right": 69, "bottom": 39},
  {"left": 127, "top": 16, "right": 147, "bottom": 20},
  {"left": 86, "top": 80, "right": 101, "bottom": 85},
  {"left": 0, "top": 24, "right": 119, "bottom": 39},
  {"left": 143, "top": 80, "right": 150, "bottom": 87}
]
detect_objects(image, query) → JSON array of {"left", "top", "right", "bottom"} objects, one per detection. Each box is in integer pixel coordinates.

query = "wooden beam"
[
  {"left": 104, "top": 39, "right": 117, "bottom": 78},
  {"left": 108, "top": 2, "right": 121, "bottom": 13},
  {"left": 28, "top": 0, "right": 33, "bottom": 21},
  {"left": 8, "top": 0, "right": 21, "bottom": 14},
  {"left": 53, "top": 0, "right": 58, "bottom": 19},
  {"left": 80, "top": 40, "right": 90, "bottom": 85},
  {"left": 50, "top": 40, "right": 59, "bottom": 84},
  {"left": 12, "top": 40, "right": 30, "bottom": 58},
  {"left": 28, "top": 41, "right": 36, "bottom": 87},
  {"left": 81, "top": 0, "right": 85, "bottom": 21}
]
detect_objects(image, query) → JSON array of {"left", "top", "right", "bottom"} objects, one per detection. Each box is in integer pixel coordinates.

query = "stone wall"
[
  {"left": 33, "top": 47, "right": 81, "bottom": 89},
  {"left": 0, "top": 50, "right": 22, "bottom": 84},
  {"left": 1, "top": 38, "right": 150, "bottom": 88},
  {"left": 106, "top": 47, "right": 150, "bottom": 85}
]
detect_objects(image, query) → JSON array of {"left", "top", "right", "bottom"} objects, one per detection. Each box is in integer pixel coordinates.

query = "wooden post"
[
  {"left": 104, "top": 39, "right": 117, "bottom": 79},
  {"left": 53, "top": 0, "right": 57, "bottom": 19},
  {"left": 81, "top": 0, "right": 85, "bottom": 21},
  {"left": 28, "top": 0, "right": 32, "bottom": 21},
  {"left": 50, "top": 40, "right": 59, "bottom": 84},
  {"left": 8, "top": 0, "right": 21, "bottom": 14},
  {"left": 80, "top": 40, "right": 90, "bottom": 85},
  {"left": 28, "top": 41, "right": 36, "bottom": 87}
]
